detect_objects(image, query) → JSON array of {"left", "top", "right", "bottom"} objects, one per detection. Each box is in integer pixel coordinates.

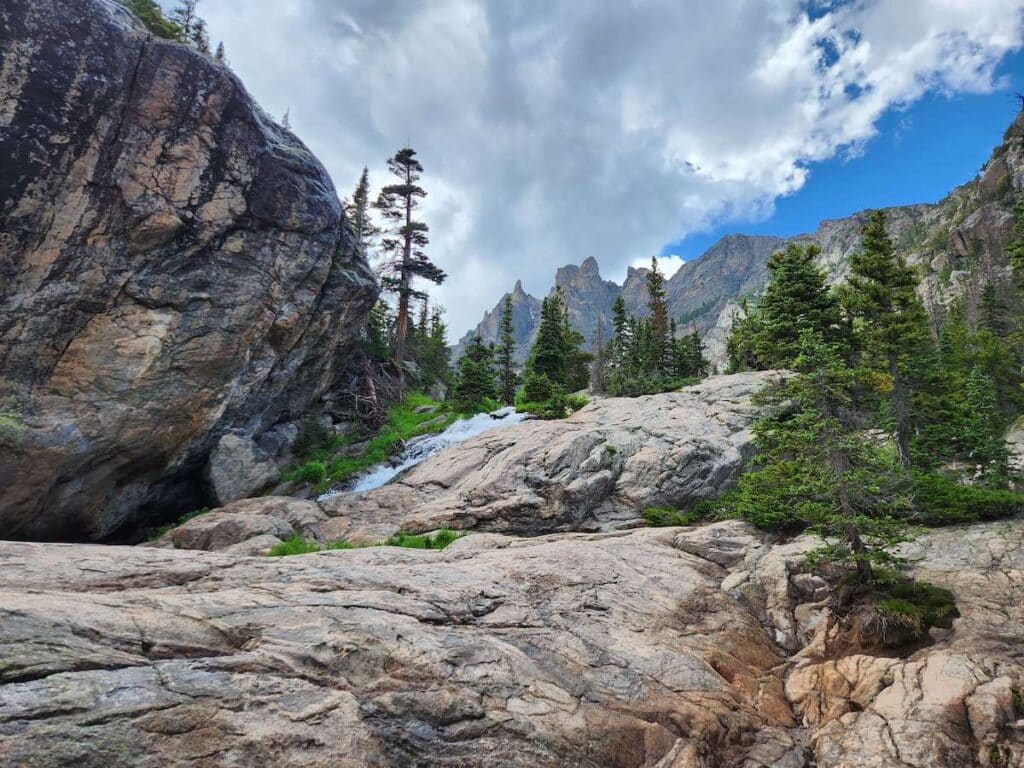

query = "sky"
[{"left": 195, "top": 0, "right": 1024, "bottom": 335}]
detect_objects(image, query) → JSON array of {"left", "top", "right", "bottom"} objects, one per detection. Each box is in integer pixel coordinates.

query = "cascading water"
[{"left": 317, "top": 406, "right": 528, "bottom": 501}]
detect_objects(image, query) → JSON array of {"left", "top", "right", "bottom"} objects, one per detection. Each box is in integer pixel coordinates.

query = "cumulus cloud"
[{"left": 199, "top": 0, "right": 1024, "bottom": 333}]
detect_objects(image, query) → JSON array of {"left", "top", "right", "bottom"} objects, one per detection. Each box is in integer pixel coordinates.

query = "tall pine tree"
[
  {"left": 345, "top": 167, "right": 380, "bottom": 257},
  {"left": 646, "top": 256, "right": 670, "bottom": 373},
  {"left": 374, "top": 147, "right": 446, "bottom": 376},
  {"left": 843, "top": 210, "right": 931, "bottom": 468},
  {"left": 496, "top": 294, "right": 518, "bottom": 405}
]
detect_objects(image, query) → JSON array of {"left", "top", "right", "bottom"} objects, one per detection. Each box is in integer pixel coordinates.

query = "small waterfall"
[{"left": 317, "top": 407, "right": 528, "bottom": 500}]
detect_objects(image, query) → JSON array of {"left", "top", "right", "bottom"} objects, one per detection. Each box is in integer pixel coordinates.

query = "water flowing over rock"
[
  {"left": 320, "top": 372, "right": 778, "bottom": 543},
  {"left": 0, "top": 0, "right": 377, "bottom": 541},
  {"left": 3, "top": 517, "right": 1022, "bottom": 766}
]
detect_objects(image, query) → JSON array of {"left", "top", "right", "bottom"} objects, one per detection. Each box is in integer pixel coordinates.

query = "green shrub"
[
  {"left": 384, "top": 528, "right": 463, "bottom": 550},
  {"left": 116, "top": 0, "right": 185, "bottom": 39},
  {"left": 295, "top": 460, "right": 327, "bottom": 485},
  {"left": 642, "top": 507, "right": 700, "bottom": 527},
  {"left": 324, "top": 540, "right": 357, "bottom": 550},
  {"left": 565, "top": 394, "right": 589, "bottom": 412},
  {"left": 603, "top": 443, "right": 617, "bottom": 456},
  {"left": 268, "top": 536, "right": 322, "bottom": 556},
  {"left": 910, "top": 472, "right": 1024, "bottom": 525},
  {"left": 872, "top": 578, "right": 958, "bottom": 642}
]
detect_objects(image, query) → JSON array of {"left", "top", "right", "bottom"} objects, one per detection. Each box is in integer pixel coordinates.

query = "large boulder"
[
  {"left": 0, "top": 0, "right": 377, "bottom": 540},
  {"left": 321, "top": 371, "right": 780, "bottom": 542}
]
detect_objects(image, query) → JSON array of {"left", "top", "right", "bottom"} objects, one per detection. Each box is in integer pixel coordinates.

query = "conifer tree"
[
  {"left": 843, "top": 210, "right": 931, "bottom": 468},
  {"left": 591, "top": 320, "right": 607, "bottom": 394},
  {"left": 745, "top": 243, "right": 845, "bottom": 368},
  {"left": 374, "top": 147, "right": 446, "bottom": 375},
  {"left": 214, "top": 41, "right": 226, "bottom": 64},
  {"left": 964, "top": 367, "right": 1010, "bottom": 484},
  {"left": 646, "top": 256, "right": 670, "bottom": 372},
  {"left": 496, "top": 294, "right": 518, "bottom": 405},
  {"left": 452, "top": 335, "right": 497, "bottom": 413},
  {"left": 610, "top": 295, "right": 630, "bottom": 370},
  {"left": 190, "top": 17, "right": 210, "bottom": 53},
  {"left": 169, "top": 0, "right": 198, "bottom": 38},
  {"left": 728, "top": 330, "right": 912, "bottom": 584},
  {"left": 364, "top": 301, "right": 392, "bottom": 362},
  {"left": 344, "top": 168, "right": 380, "bottom": 256},
  {"left": 529, "top": 294, "right": 568, "bottom": 385}
]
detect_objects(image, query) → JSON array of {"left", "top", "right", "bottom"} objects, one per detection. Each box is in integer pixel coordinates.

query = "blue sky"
[{"left": 665, "top": 49, "right": 1024, "bottom": 261}]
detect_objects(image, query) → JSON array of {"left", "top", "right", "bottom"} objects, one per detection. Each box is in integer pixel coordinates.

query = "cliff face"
[{"left": 0, "top": 0, "right": 377, "bottom": 540}]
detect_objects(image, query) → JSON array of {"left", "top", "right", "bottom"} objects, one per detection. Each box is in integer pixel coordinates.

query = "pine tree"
[
  {"left": 529, "top": 294, "right": 568, "bottom": 385},
  {"left": 591, "top": 320, "right": 607, "bottom": 394},
  {"left": 496, "top": 294, "right": 518, "bottom": 405},
  {"left": 646, "top": 256, "right": 670, "bottom": 372},
  {"left": 843, "top": 210, "right": 931, "bottom": 468},
  {"left": 374, "top": 147, "right": 446, "bottom": 376},
  {"left": 610, "top": 295, "right": 630, "bottom": 370},
  {"left": 190, "top": 17, "right": 210, "bottom": 53},
  {"left": 964, "top": 366, "right": 1010, "bottom": 484},
  {"left": 561, "top": 292, "right": 592, "bottom": 392},
  {"left": 214, "top": 41, "right": 226, "bottom": 64},
  {"left": 452, "top": 335, "right": 497, "bottom": 413},
  {"left": 281, "top": 109, "right": 291, "bottom": 130},
  {"left": 746, "top": 243, "right": 845, "bottom": 368},
  {"left": 169, "top": 0, "right": 198, "bottom": 38},
  {"left": 344, "top": 168, "right": 380, "bottom": 256},
  {"left": 728, "top": 330, "right": 912, "bottom": 584},
  {"left": 364, "top": 301, "right": 392, "bottom": 362},
  {"left": 1005, "top": 199, "right": 1024, "bottom": 279}
]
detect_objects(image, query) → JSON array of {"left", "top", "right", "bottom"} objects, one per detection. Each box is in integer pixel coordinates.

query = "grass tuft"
[{"left": 642, "top": 507, "right": 700, "bottom": 527}]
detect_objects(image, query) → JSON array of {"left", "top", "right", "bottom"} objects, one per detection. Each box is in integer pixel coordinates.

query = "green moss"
[
  {"left": 603, "top": 443, "right": 617, "bottom": 456},
  {"left": 642, "top": 507, "right": 700, "bottom": 527},
  {"left": 1011, "top": 686, "right": 1024, "bottom": 717},
  {"left": 876, "top": 579, "right": 958, "bottom": 638},
  {"left": 0, "top": 410, "right": 24, "bottom": 447}
]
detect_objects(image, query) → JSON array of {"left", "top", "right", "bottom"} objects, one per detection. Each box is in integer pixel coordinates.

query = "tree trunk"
[{"left": 393, "top": 166, "right": 414, "bottom": 384}]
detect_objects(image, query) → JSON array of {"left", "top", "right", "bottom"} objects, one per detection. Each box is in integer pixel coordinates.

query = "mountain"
[
  {"left": 0, "top": 0, "right": 377, "bottom": 540},
  {"left": 456, "top": 113, "right": 1024, "bottom": 370}
]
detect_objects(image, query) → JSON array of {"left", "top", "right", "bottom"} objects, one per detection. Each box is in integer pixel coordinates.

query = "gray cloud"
[{"left": 199, "top": 0, "right": 1024, "bottom": 333}]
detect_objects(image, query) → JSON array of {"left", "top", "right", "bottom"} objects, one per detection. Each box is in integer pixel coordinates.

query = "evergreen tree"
[
  {"left": 610, "top": 295, "right": 630, "bottom": 370},
  {"left": 364, "top": 301, "right": 392, "bottom": 362},
  {"left": 418, "top": 308, "right": 451, "bottom": 387},
  {"left": 214, "top": 41, "right": 226, "bottom": 64},
  {"left": 118, "top": 0, "right": 185, "bottom": 39},
  {"left": 452, "top": 335, "right": 497, "bottom": 413},
  {"left": 843, "top": 210, "right": 931, "bottom": 467},
  {"left": 190, "top": 17, "right": 210, "bottom": 53},
  {"left": 281, "top": 109, "right": 291, "bottom": 130},
  {"left": 344, "top": 168, "right": 380, "bottom": 256},
  {"left": 728, "top": 330, "right": 912, "bottom": 584},
  {"left": 374, "top": 147, "right": 446, "bottom": 375},
  {"left": 744, "top": 243, "right": 845, "bottom": 368},
  {"left": 591, "top": 321, "right": 608, "bottom": 394},
  {"left": 964, "top": 366, "right": 1010, "bottom": 484},
  {"left": 561, "top": 294, "right": 592, "bottom": 392},
  {"left": 496, "top": 294, "right": 518, "bottom": 405},
  {"left": 725, "top": 299, "right": 763, "bottom": 372},
  {"left": 1005, "top": 199, "right": 1024, "bottom": 279},
  {"left": 169, "top": 0, "right": 199, "bottom": 38},
  {"left": 646, "top": 256, "right": 670, "bottom": 372},
  {"left": 529, "top": 294, "right": 568, "bottom": 385}
]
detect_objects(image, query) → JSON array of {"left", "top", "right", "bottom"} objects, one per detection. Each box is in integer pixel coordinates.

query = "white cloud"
[{"left": 199, "top": 0, "right": 1024, "bottom": 333}]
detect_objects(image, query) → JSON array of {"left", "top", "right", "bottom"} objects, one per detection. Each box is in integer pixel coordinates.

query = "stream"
[{"left": 317, "top": 406, "right": 528, "bottom": 501}]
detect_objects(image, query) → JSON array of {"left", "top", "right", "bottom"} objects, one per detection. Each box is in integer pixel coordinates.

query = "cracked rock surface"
[
  {"left": 3, "top": 519, "right": 1023, "bottom": 766},
  {"left": 320, "top": 372, "right": 779, "bottom": 542},
  {"left": 0, "top": 0, "right": 376, "bottom": 541}
]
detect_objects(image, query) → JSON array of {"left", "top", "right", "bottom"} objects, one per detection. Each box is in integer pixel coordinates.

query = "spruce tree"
[
  {"left": 529, "top": 294, "right": 568, "bottom": 385},
  {"left": 345, "top": 168, "right": 380, "bottom": 256},
  {"left": 964, "top": 366, "right": 1010, "bottom": 484},
  {"left": 561, "top": 294, "right": 592, "bottom": 392},
  {"left": 452, "top": 335, "right": 497, "bottom": 413},
  {"left": 214, "top": 41, "right": 226, "bottom": 64},
  {"left": 191, "top": 17, "right": 210, "bottom": 53},
  {"left": 729, "top": 330, "right": 912, "bottom": 584},
  {"left": 374, "top": 147, "right": 446, "bottom": 375},
  {"left": 169, "top": 0, "right": 198, "bottom": 38},
  {"left": 610, "top": 295, "right": 630, "bottom": 370},
  {"left": 844, "top": 210, "right": 931, "bottom": 468},
  {"left": 496, "top": 294, "right": 518, "bottom": 405},
  {"left": 748, "top": 244, "right": 845, "bottom": 368},
  {"left": 646, "top": 256, "right": 670, "bottom": 372},
  {"left": 591, "top": 320, "right": 608, "bottom": 394}
]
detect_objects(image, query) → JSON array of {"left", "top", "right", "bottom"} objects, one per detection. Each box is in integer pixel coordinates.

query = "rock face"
[
  {"left": 3, "top": 517, "right": 1022, "bottom": 767},
  {"left": 320, "top": 372, "right": 776, "bottom": 543},
  {"left": 0, "top": 0, "right": 377, "bottom": 540},
  {"left": 451, "top": 279, "right": 542, "bottom": 363}
]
